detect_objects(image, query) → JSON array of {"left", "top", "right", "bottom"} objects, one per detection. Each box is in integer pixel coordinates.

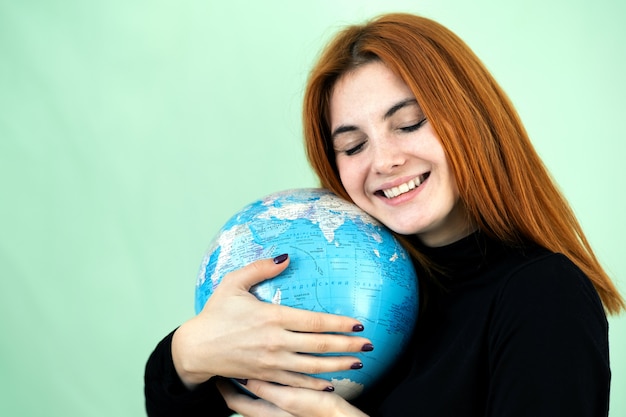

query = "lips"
[{"left": 380, "top": 173, "right": 429, "bottom": 199}]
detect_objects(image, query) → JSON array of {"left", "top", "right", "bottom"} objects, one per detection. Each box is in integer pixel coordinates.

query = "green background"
[{"left": 1, "top": 0, "right": 624, "bottom": 415}]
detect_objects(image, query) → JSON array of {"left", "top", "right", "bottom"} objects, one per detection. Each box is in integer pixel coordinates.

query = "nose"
[{"left": 371, "top": 137, "right": 405, "bottom": 174}]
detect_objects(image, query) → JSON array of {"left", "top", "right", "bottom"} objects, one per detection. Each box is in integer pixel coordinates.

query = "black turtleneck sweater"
[{"left": 145, "top": 233, "right": 610, "bottom": 416}]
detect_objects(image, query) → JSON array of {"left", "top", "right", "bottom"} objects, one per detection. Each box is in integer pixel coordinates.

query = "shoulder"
[
  {"left": 497, "top": 250, "right": 604, "bottom": 315},
  {"left": 490, "top": 249, "right": 608, "bottom": 351},
  {"left": 485, "top": 250, "right": 611, "bottom": 415}
]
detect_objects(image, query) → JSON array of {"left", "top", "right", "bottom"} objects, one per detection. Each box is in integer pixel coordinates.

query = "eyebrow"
[
  {"left": 384, "top": 98, "right": 418, "bottom": 120},
  {"left": 331, "top": 98, "right": 419, "bottom": 140}
]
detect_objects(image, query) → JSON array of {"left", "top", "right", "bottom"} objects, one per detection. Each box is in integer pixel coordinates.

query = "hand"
[
  {"left": 217, "top": 378, "right": 370, "bottom": 417},
  {"left": 171, "top": 254, "right": 372, "bottom": 391}
]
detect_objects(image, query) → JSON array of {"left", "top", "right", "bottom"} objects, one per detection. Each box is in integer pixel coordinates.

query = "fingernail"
[
  {"left": 361, "top": 343, "right": 374, "bottom": 352},
  {"left": 324, "top": 386, "right": 335, "bottom": 392},
  {"left": 273, "top": 253, "right": 288, "bottom": 264},
  {"left": 234, "top": 378, "right": 248, "bottom": 385},
  {"left": 352, "top": 324, "right": 364, "bottom": 332},
  {"left": 351, "top": 362, "right": 363, "bottom": 370}
]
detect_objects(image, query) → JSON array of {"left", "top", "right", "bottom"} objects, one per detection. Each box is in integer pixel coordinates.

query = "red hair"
[{"left": 303, "top": 13, "right": 624, "bottom": 314}]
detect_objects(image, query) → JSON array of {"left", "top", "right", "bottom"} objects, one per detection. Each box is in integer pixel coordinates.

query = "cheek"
[{"left": 336, "top": 160, "right": 361, "bottom": 196}]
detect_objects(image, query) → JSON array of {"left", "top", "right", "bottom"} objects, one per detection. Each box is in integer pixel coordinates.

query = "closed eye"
[
  {"left": 345, "top": 141, "right": 366, "bottom": 156},
  {"left": 399, "top": 117, "right": 428, "bottom": 133}
]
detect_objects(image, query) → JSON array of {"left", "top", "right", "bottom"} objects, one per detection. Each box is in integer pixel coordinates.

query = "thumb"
[{"left": 222, "top": 253, "right": 290, "bottom": 292}]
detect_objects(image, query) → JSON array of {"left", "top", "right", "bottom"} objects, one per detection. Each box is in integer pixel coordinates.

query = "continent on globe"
[{"left": 195, "top": 188, "right": 419, "bottom": 400}]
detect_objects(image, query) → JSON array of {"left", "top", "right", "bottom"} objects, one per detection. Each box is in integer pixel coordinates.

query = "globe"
[{"left": 195, "top": 188, "right": 419, "bottom": 400}]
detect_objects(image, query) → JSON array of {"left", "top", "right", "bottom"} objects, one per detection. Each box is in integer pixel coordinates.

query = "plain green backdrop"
[{"left": 1, "top": 0, "right": 624, "bottom": 416}]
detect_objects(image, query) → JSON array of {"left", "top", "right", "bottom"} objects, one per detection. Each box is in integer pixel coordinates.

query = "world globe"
[{"left": 195, "top": 188, "right": 419, "bottom": 400}]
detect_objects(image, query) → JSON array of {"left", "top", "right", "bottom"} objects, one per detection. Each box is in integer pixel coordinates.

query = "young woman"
[{"left": 145, "top": 13, "right": 624, "bottom": 416}]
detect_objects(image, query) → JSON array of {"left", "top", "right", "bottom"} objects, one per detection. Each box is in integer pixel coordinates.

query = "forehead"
[{"left": 329, "top": 62, "right": 415, "bottom": 126}]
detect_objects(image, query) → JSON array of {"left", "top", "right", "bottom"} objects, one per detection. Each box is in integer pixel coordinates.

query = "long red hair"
[{"left": 303, "top": 13, "right": 624, "bottom": 314}]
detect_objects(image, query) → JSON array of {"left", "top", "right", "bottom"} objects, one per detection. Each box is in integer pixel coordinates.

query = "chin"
[{"left": 381, "top": 222, "right": 421, "bottom": 237}]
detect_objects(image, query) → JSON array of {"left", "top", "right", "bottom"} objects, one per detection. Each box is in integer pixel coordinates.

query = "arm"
[
  {"left": 145, "top": 255, "right": 373, "bottom": 415},
  {"left": 144, "top": 330, "right": 233, "bottom": 417}
]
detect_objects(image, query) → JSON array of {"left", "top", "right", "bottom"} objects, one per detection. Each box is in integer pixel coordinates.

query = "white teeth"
[{"left": 382, "top": 176, "right": 423, "bottom": 199}]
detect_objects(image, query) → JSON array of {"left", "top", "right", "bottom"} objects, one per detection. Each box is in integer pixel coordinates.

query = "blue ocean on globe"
[{"left": 195, "top": 188, "right": 419, "bottom": 400}]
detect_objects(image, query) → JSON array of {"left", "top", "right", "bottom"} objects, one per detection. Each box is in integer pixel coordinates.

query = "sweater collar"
[{"left": 409, "top": 231, "right": 509, "bottom": 285}]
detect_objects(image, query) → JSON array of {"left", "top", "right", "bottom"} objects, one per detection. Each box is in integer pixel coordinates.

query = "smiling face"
[{"left": 329, "top": 61, "right": 475, "bottom": 247}]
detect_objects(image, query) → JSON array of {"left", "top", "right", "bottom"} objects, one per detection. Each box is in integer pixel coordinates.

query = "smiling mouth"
[{"left": 379, "top": 173, "right": 430, "bottom": 199}]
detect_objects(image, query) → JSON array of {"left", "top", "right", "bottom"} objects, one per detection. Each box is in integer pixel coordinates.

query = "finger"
[
  {"left": 260, "top": 364, "right": 351, "bottom": 392},
  {"left": 243, "top": 380, "right": 302, "bottom": 415},
  {"left": 287, "top": 331, "right": 373, "bottom": 355},
  {"left": 244, "top": 347, "right": 369, "bottom": 391},
  {"left": 220, "top": 254, "right": 291, "bottom": 291},
  {"left": 242, "top": 379, "right": 354, "bottom": 417},
  {"left": 271, "top": 304, "right": 366, "bottom": 334},
  {"left": 288, "top": 352, "right": 366, "bottom": 378},
  {"left": 217, "top": 379, "right": 293, "bottom": 417}
]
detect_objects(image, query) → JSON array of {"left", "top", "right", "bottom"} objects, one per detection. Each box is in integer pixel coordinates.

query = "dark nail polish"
[
  {"left": 324, "top": 386, "right": 335, "bottom": 392},
  {"left": 361, "top": 343, "right": 374, "bottom": 352},
  {"left": 234, "top": 378, "right": 248, "bottom": 385},
  {"left": 352, "top": 324, "right": 364, "bottom": 332},
  {"left": 351, "top": 362, "right": 364, "bottom": 370},
  {"left": 273, "top": 253, "right": 288, "bottom": 264}
]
